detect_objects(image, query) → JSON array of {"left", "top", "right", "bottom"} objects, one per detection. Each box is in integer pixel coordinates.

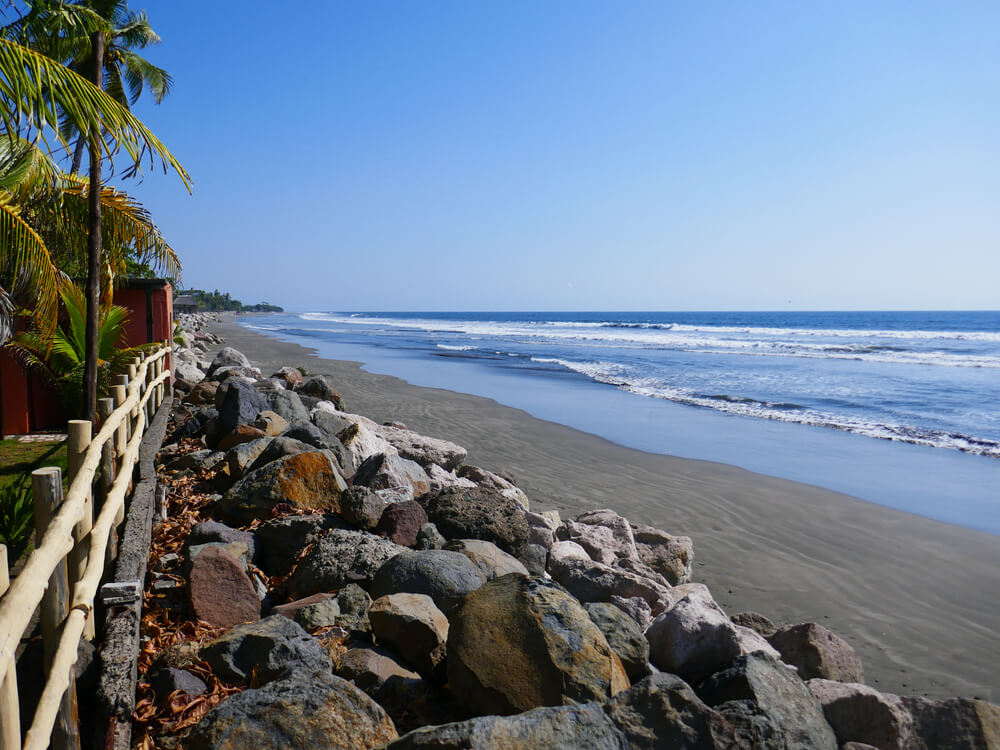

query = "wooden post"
[
  {"left": 0, "top": 544, "right": 20, "bottom": 750},
  {"left": 164, "top": 341, "right": 173, "bottom": 399},
  {"left": 31, "top": 468, "right": 81, "bottom": 750},
  {"left": 127, "top": 361, "right": 138, "bottom": 436},
  {"left": 97, "top": 398, "right": 117, "bottom": 578},
  {"left": 65, "top": 420, "right": 95, "bottom": 641},
  {"left": 112, "top": 376, "right": 129, "bottom": 455}
]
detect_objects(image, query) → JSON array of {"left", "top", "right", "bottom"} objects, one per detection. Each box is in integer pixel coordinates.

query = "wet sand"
[{"left": 210, "top": 318, "right": 1000, "bottom": 701}]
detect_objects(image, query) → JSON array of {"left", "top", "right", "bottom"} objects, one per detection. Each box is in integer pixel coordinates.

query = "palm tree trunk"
[
  {"left": 70, "top": 133, "right": 86, "bottom": 175},
  {"left": 82, "top": 30, "right": 105, "bottom": 423}
]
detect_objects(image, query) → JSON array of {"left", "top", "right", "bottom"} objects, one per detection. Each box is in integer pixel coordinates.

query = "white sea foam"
[{"left": 436, "top": 344, "right": 476, "bottom": 351}]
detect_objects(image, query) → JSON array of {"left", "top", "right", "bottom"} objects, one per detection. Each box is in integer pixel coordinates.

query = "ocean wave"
[
  {"left": 436, "top": 344, "right": 476, "bottom": 351},
  {"left": 534, "top": 358, "right": 1000, "bottom": 458}
]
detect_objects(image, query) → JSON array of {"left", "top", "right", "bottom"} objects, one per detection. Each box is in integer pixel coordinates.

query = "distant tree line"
[{"left": 178, "top": 289, "right": 283, "bottom": 313}]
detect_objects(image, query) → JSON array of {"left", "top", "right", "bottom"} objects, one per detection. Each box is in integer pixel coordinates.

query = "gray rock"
[
  {"left": 287, "top": 529, "right": 407, "bottom": 597},
  {"left": 313, "top": 408, "right": 355, "bottom": 438},
  {"left": 341, "top": 486, "right": 390, "bottom": 531},
  {"left": 447, "top": 575, "right": 630, "bottom": 716},
  {"left": 295, "top": 375, "right": 344, "bottom": 408},
  {"left": 369, "top": 593, "right": 449, "bottom": 679},
  {"left": 603, "top": 673, "right": 736, "bottom": 749},
  {"left": 697, "top": 651, "right": 837, "bottom": 750},
  {"left": 547, "top": 555, "right": 670, "bottom": 614},
  {"left": 354, "top": 452, "right": 431, "bottom": 497},
  {"left": 214, "top": 380, "right": 269, "bottom": 444},
  {"left": 149, "top": 667, "right": 207, "bottom": 703},
  {"left": 425, "top": 463, "right": 477, "bottom": 493},
  {"left": 245, "top": 435, "right": 313, "bottom": 473},
  {"left": 415, "top": 523, "right": 445, "bottom": 550},
  {"left": 370, "top": 549, "right": 487, "bottom": 616},
  {"left": 521, "top": 543, "right": 548, "bottom": 576},
  {"left": 730, "top": 611, "right": 778, "bottom": 637},
  {"left": 166, "top": 449, "right": 223, "bottom": 472},
  {"left": 186, "top": 521, "right": 257, "bottom": 563},
  {"left": 610, "top": 595, "right": 653, "bottom": 631},
  {"left": 630, "top": 523, "right": 694, "bottom": 585},
  {"left": 225, "top": 437, "right": 274, "bottom": 479},
  {"left": 253, "top": 514, "right": 344, "bottom": 577},
  {"left": 385, "top": 704, "right": 627, "bottom": 749},
  {"left": 807, "top": 679, "right": 914, "bottom": 750},
  {"left": 280, "top": 420, "right": 330, "bottom": 448},
  {"left": 902, "top": 695, "right": 1000, "bottom": 750},
  {"left": 767, "top": 622, "right": 865, "bottom": 683},
  {"left": 199, "top": 615, "right": 333, "bottom": 684},
  {"left": 443, "top": 538, "right": 529, "bottom": 580},
  {"left": 265, "top": 388, "right": 310, "bottom": 425},
  {"left": 186, "top": 674, "right": 397, "bottom": 750},
  {"left": 185, "top": 540, "right": 250, "bottom": 572},
  {"left": 376, "top": 425, "right": 468, "bottom": 471},
  {"left": 558, "top": 509, "right": 639, "bottom": 566},
  {"left": 205, "top": 346, "right": 252, "bottom": 378},
  {"left": 295, "top": 598, "right": 344, "bottom": 629},
  {"left": 337, "top": 646, "right": 422, "bottom": 696},
  {"left": 584, "top": 602, "right": 651, "bottom": 682}
]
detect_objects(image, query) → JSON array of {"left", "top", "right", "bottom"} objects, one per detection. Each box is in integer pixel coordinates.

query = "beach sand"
[{"left": 211, "top": 319, "right": 1000, "bottom": 701}]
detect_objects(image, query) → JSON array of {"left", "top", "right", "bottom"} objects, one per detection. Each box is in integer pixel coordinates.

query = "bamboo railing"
[{"left": 0, "top": 344, "right": 171, "bottom": 750}]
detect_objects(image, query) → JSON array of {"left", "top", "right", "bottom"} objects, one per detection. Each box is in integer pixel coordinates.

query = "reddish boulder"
[
  {"left": 376, "top": 501, "right": 428, "bottom": 547},
  {"left": 188, "top": 546, "right": 260, "bottom": 628},
  {"left": 217, "top": 424, "right": 268, "bottom": 451}
]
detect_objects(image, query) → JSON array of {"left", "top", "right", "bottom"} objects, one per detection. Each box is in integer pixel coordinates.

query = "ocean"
[{"left": 241, "top": 311, "right": 1000, "bottom": 534}]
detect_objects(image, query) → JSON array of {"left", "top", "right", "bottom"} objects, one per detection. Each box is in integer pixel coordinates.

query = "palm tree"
[{"left": 0, "top": 1, "right": 188, "bottom": 419}]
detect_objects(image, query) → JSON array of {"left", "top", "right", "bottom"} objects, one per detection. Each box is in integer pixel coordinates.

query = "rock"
[
  {"left": 354, "top": 453, "right": 431, "bottom": 497},
  {"left": 212, "top": 365, "right": 263, "bottom": 382},
  {"left": 217, "top": 424, "right": 267, "bottom": 450},
  {"left": 423, "top": 486, "right": 530, "bottom": 557},
  {"left": 603, "top": 673, "right": 736, "bottom": 749},
  {"left": 558, "top": 509, "right": 639, "bottom": 566},
  {"left": 547, "top": 556, "right": 670, "bottom": 615},
  {"left": 281, "top": 420, "right": 330, "bottom": 448},
  {"left": 265, "top": 387, "right": 310, "bottom": 425},
  {"left": 295, "top": 375, "right": 344, "bottom": 408},
  {"left": 528, "top": 524, "right": 555, "bottom": 549},
  {"left": 338, "top": 418, "right": 400, "bottom": 467},
  {"left": 246, "top": 435, "right": 313, "bottom": 473},
  {"left": 610, "top": 596, "right": 653, "bottom": 631},
  {"left": 630, "top": 522, "right": 694, "bottom": 585},
  {"left": 188, "top": 546, "right": 260, "bottom": 628},
  {"left": 271, "top": 366, "right": 304, "bottom": 388},
  {"left": 645, "top": 587, "right": 779, "bottom": 683},
  {"left": 185, "top": 674, "right": 397, "bottom": 750},
  {"left": 205, "top": 346, "right": 252, "bottom": 378},
  {"left": 902, "top": 696, "right": 1000, "bottom": 750},
  {"left": 215, "top": 380, "right": 269, "bottom": 442},
  {"left": 338, "top": 646, "right": 422, "bottom": 695},
  {"left": 166, "top": 448, "right": 224, "bottom": 472},
  {"left": 185, "top": 540, "right": 250, "bottom": 572},
  {"left": 174, "top": 359, "right": 205, "bottom": 384},
  {"left": 216, "top": 451, "right": 347, "bottom": 525},
  {"left": 730, "top": 611, "right": 777, "bottom": 637},
  {"left": 287, "top": 529, "right": 407, "bottom": 596},
  {"left": 376, "top": 425, "right": 468, "bottom": 471},
  {"left": 271, "top": 592, "right": 339, "bottom": 621},
  {"left": 455, "top": 465, "right": 530, "bottom": 509},
  {"left": 149, "top": 667, "right": 207, "bottom": 703},
  {"left": 807, "top": 679, "right": 914, "bottom": 750},
  {"left": 183, "top": 380, "right": 218, "bottom": 406},
  {"left": 254, "top": 410, "right": 289, "bottom": 436},
  {"left": 548, "top": 539, "right": 591, "bottom": 562},
  {"left": 697, "top": 651, "right": 837, "bottom": 750},
  {"left": 200, "top": 614, "right": 331, "bottom": 685},
  {"left": 385, "top": 704, "right": 627, "bottom": 749},
  {"left": 425, "top": 463, "right": 477, "bottom": 493},
  {"left": 253, "top": 514, "right": 344, "bottom": 577},
  {"left": 370, "top": 550, "right": 487, "bottom": 616},
  {"left": 166, "top": 409, "right": 213, "bottom": 444},
  {"left": 443, "top": 538, "right": 530, "bottom": 579},
  {"left": 341, "top": 486, "right": 390, "bottom": 531},
  {"left": 313, "top": 408, "right": 356, "bottom": 438},
  {"left": 295, "top": 599, "right": 346, "bottom": 630},
  {"left": 415, "top": 523, "right": 445, "bottom": 550},
  {"left": 224, "top": 437, "right": 274, "bottom": 479},
  {"left": 583, "top": 602, "right": 650, "bottom": 682},
  {"left": 369, "top": 593, "right": 449, "bottom": 679},
  {"left": 376, "top": 501, "right": 428, "bottom": 546},
  {"left": 448, "top": 574, "right": 629, "bottom": 716},
  {"left": 768, "top": 622, "right": 865, "bottom": 683}
]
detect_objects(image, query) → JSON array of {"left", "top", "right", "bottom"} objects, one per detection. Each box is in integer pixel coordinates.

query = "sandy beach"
[{"left": 211, "top": 318, "right": 1000, "bottom": 701}]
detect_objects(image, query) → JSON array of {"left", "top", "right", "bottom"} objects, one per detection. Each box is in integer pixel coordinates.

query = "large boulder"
[
  {"left": 369, "top": 593, "right": 448, "bottom": 679},
  {"left": 188, "top": 546, "right": 260, "bottom": 628},
  {"left": 376, "top": 501, "right": 428, "bottom": 547},
  {"left": 546, "top": 555, "right": 670, "bottom": 616},
  {"left": 199, "top": 615, "right": 332, "bottom": 684},
  {"left": 697, "top": 651, "right": 837, "bottom": 750},
  {"left": 370, "top": 550, "right": 487, "bottom": 616},
  {"left": 645, "top": 587, "right": 779, "bottom": 683},
  {"left": 630, "top": 522, "right": 694, "bottom": 585},
  {"left": 271, "top": 366, "right": 304, "bottom": 388},
  {"left": 205, "top": 346, "right": 252, "bottom": 378},
  {"left": 246, "top": 436, "right": 313, "bottom": 473},
  {"left": 338, "top": 418, "right": 399, "bottom": 467},
  {"left": 767, "top": 622, "right": 864, "bottom": 683},
  {"left": 185, "top": 674, "right": 397, "bottom": 750},
  {"left": 265, "top": 388, "right": 310, "bottom": 425},
  {"left": 341, "top": 486, "right": 390, "bottom": 531},
  {"left": 286, "top": 529, "right": 407, "bottom": 596},
  {"left": 447, "top": 574, "right": 629, "bottom": 716},
  {"left": 337, "top": 646, "right": 422, "bottom": 696},
  {"left": 426, "top": 464, "right": 477, "bottom": 493},
  {"left": 215, "top": 380, "right": 269, "bottom": 439},
  {"left": 295, "top": 375, "right": 344, "bottom": 409},
  {"left": 354, "top": 453, "right": 431, "bottom": 497},
  {"left": 224, "top": 437, "right": 274, "bottom": 480},
  {"left": 215, "top": 451, "right": 347, "bottom": 525},
  {"left": 583, "top": 602, "right": 650, "bottom": 682},
  {"left": 422, "top": 487, "right": 530, "bottom": 558},
  {"left": 902, "top": 695, "right": 1000, "bottom": 750},
  {"left": 455, "top": 465, "right": 531, "bottom": 509},
  {"left": 443, "top": 539, "right": 529, "bottom": 580},
  {"left": 558, "top": 509, "right": 639, "bottom": 566},
  {"left": 186, "top": 521, "right": 257, "bottom": 561},
  {"left": 376, "top": 425, "right": 468, "bottom": 471},
  {"left": 603, "top": 673, "right": 737, "bottom": 749},
  {"left": 807, "top": 679, "right": 915, "bottom": 750},
  {"left": 385, "top": 704, "right": 627, "bottom": 749}
]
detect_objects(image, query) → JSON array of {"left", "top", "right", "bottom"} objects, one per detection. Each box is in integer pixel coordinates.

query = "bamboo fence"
[{"left": 0, "top": 345, "right": 171, "bottom": 750}]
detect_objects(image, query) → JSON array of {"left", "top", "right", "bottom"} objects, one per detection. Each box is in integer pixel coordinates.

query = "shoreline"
[{"left": 211, "top": 318, "right": 1000, "bottom": 701}]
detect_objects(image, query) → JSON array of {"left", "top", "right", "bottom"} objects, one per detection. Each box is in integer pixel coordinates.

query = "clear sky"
[{"left": 117, "top": 1, "right": 999, "bottom": 312}]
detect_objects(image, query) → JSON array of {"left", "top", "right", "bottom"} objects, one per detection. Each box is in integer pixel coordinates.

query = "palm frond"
[{"left": 0, "top": 193, "right": 58, "bottom": 344}]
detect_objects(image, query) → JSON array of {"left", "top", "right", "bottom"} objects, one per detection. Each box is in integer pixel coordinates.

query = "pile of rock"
[{"left": 152, "top": 345, "right": 1000, "bottom": 749}]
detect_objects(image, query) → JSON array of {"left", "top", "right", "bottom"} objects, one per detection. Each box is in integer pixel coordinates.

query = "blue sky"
[{"left": 119, "top": 2, "right": 999, "bottom": 311}]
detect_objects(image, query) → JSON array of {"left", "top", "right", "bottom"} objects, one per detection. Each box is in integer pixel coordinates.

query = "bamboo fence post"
[
  {"left": 31, "top": 468, "right": 81, "bottom": 750},
  {"left": 97, "top": 398, "right": 118, "bottom": 580},
  {"left": 164, "top": 339, "right": 173, "bottom": 399},
  {"left": 127, "top": 361, "right": 139, "bottom": 436},
  {"left": 112, "top": 376, "right": 129, "bottom": 454},
  {"left": 0, "top": 544, "right": 19, "bottom": 750},
  {"left": 65, "top": 421, "right": 95, "bottom": 642}
]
